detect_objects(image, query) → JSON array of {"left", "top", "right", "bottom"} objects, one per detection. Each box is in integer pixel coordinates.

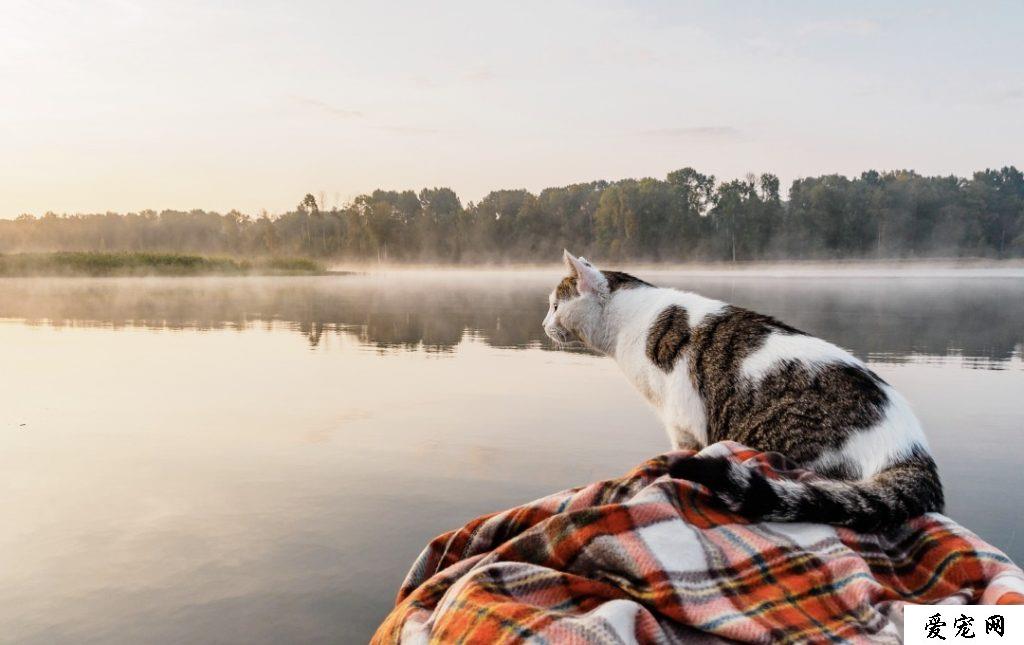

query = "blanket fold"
[{"left": 372, "top": 442, "right": 1023, "bottom": 644}]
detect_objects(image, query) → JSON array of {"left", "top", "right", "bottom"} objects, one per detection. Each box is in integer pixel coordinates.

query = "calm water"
[{"left": 2, "top": 270, "right": 1023, "bottom": 644}]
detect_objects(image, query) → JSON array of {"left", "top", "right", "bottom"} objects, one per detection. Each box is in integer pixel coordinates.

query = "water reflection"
[
  {"left": 2, "top": 270, "right": 1022, "bottom": 644},
  {"left": 0, "top": 272, "right": 1021, "bottom": 367}
]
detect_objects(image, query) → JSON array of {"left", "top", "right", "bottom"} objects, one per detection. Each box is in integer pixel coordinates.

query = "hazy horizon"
[{"left": 2, "top": 1, "right": 1022, "bottom": 218}]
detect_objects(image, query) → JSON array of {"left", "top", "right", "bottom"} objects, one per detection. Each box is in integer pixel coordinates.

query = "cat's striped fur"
[{"left": 543, "top": 251, "right": 943, "bottom": 532}]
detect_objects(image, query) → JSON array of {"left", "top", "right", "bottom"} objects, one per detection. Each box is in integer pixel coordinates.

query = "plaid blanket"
[{"left": 372, "top": 442, "right": 1024, "bottom": 644}]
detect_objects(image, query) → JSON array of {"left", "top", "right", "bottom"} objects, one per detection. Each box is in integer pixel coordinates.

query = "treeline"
[{"left": 3, "top": 167, "right": 1023, "bottom": 262}]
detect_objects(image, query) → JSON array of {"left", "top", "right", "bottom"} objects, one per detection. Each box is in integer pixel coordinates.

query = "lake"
[{"left": 2, "top": 269, "right": 1022, "bottom": 644}]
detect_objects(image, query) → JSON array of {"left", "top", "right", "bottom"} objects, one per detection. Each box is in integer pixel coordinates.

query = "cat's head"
[{"left": 542, "top": 251, "right": 613, "bottom": 347}]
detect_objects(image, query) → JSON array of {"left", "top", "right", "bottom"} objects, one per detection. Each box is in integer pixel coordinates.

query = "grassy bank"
[{"left": 0, "top": 252, "right": 326, "bottom": 277}]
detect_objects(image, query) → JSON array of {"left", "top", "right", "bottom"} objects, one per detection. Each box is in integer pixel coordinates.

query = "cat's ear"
[
  {"left": 563, "top": 249, "right": 581, "bottom": 277},
  {"left": 563, "top": 250, "right": 607, "bottom": 296}
]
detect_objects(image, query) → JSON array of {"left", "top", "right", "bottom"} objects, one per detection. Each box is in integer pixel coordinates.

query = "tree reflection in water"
[{"left": 0, "top": 272, "right": 1020, "bottom": 368}]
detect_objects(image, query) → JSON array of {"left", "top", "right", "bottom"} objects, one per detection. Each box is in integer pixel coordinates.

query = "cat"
[{"left": 543, "top": 251, "right": 943, "bottom": 532}]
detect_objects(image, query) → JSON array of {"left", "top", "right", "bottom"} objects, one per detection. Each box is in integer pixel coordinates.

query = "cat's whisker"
[{"left": 552, "top": 338, "right": 585, "bottom": 349}]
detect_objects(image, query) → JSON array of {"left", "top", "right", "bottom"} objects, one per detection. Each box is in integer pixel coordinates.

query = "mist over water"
[
  {"left": 2, "top": 268, "right": 1022, "bottom": 366},
  {"left": 1, "top": 268, "right": 1022, "bottom": 644}
]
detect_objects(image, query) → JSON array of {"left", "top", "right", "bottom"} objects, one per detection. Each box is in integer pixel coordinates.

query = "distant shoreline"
[
  {"left": 321, "top": 257, "right": 1024, "bottom": 279},
  {"left": 0, "top": 252, "right": 330, "bottom": 277},
  {"left": 326, "top": 256, "right": 1024, "bottom": 270},
  {"left": 2, "top": 252, "right": 1021, "bottom": 279}
]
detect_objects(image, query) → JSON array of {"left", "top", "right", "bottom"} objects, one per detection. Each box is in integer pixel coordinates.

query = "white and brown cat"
[{"left": 543, "top": 251, "right": 942, "bottom": 531}]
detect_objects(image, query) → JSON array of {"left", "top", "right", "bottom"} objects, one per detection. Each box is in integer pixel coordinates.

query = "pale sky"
[{"left": 1, "top": 0, "right": 1021, "bottom": 217}]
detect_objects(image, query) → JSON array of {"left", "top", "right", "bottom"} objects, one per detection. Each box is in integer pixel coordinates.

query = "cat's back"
[
  {"left": 612, "top": 285, "right": 860, "bottom": 384},
  {"left": 606, "top": 285, "right": 726, "bottom": 357},
  {"left": 681, "top": 301, "right": 920, "bottom": 472},
  {"left": 611, "top": 286, "right": 921, "bottom": 472}
]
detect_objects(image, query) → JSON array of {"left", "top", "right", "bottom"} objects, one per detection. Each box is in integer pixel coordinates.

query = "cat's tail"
[{"left": 668, "top": 447, "right": 944, "bottom": 533}]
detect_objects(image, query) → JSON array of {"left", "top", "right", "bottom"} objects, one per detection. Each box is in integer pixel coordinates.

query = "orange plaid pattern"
[{"left": 373, "top": 442, "right": 1024, "bottom": 643}]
